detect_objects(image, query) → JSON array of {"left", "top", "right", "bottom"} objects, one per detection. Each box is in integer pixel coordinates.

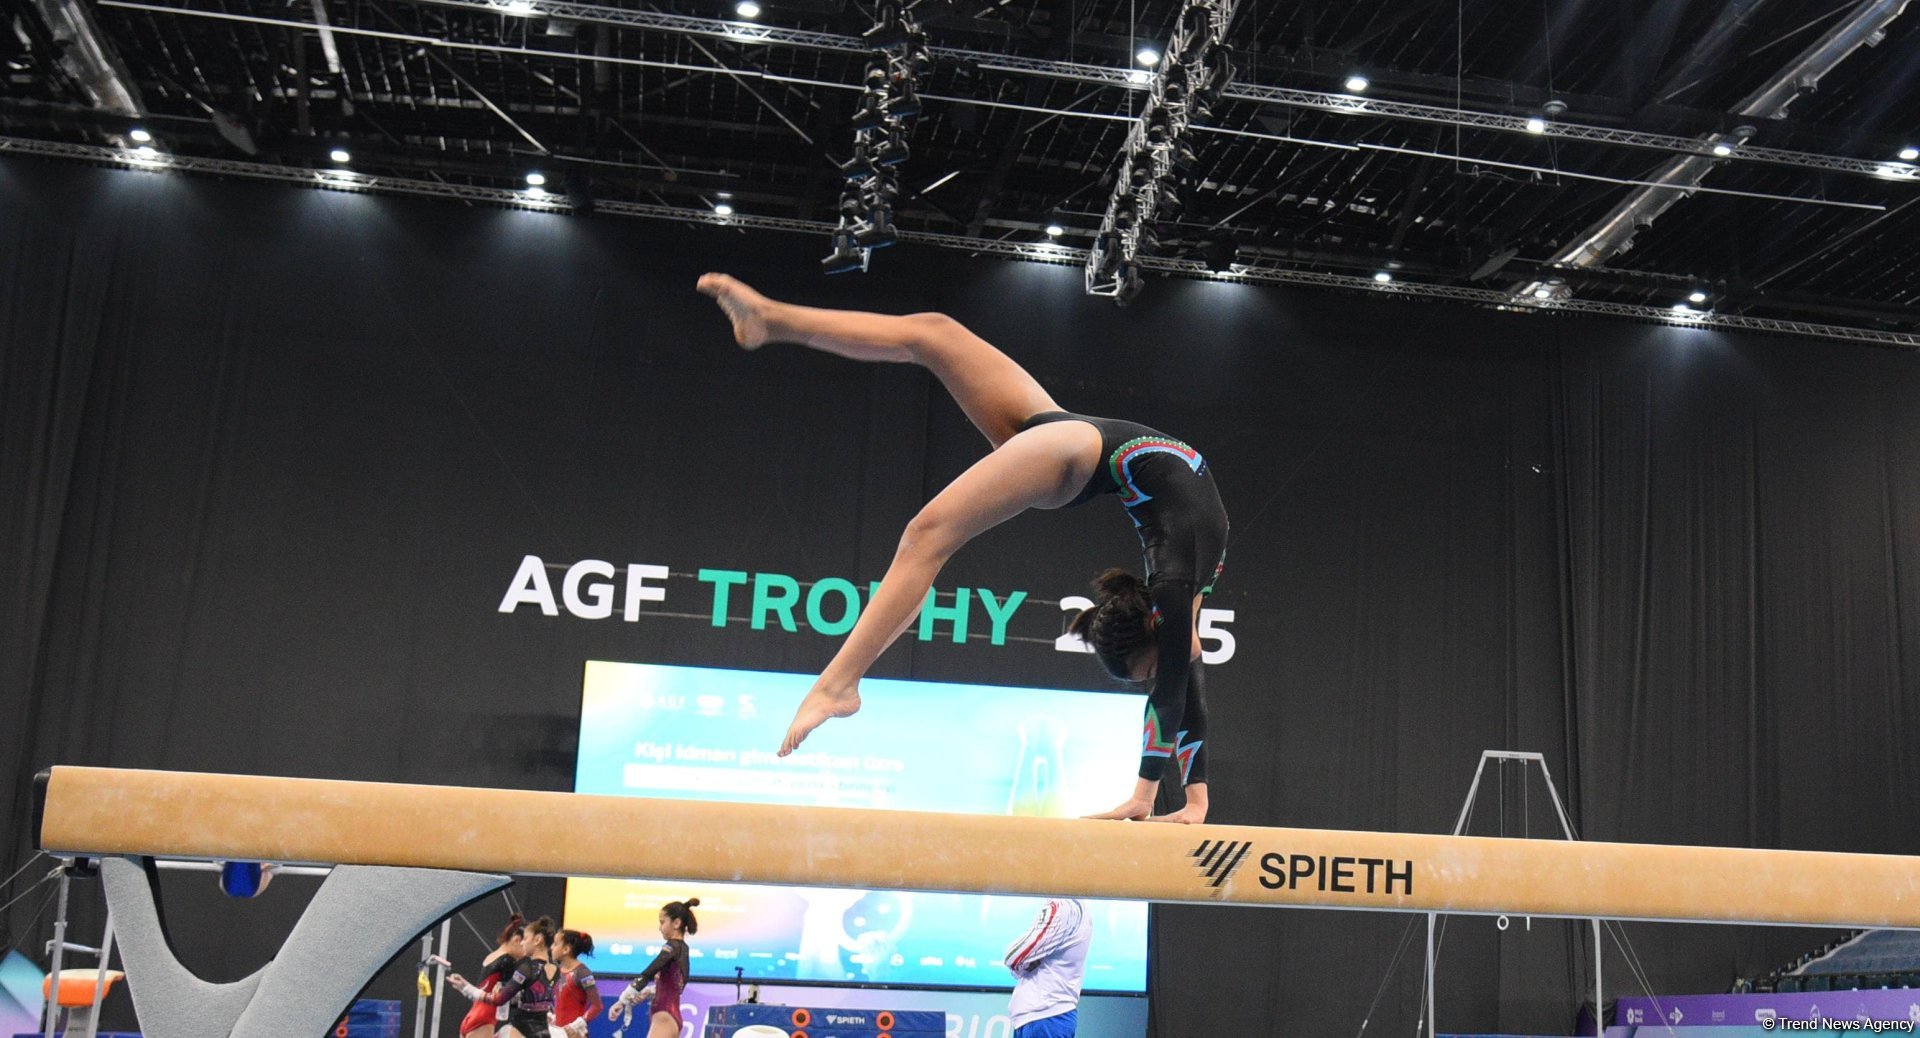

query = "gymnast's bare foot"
[
  {"left": 778, "top": 681, "right": 861, "bottom": 756},
  {"left": 1149, "top": 783, "right": 1208, "bottom": 824},
  {"left": 696, "top": 273, "right": 775, "bottom": 350}
]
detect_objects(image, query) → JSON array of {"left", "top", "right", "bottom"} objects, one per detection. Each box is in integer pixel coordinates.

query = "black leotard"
[
  {"left": 486, "top": 955, "right": 558, "bottom": 1036},
  {"left": 1020, "top": 410, "right": 1229, "bottom": 786},
  {"left": 476, "top": 952, "right": 517, "bottom": 1028}
]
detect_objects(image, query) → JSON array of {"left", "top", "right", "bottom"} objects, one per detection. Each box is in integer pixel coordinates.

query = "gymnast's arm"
[
  {"left": 812, "top": 426, "right": 1085, "bottom": 693},
  {"left": 622, "top": 940, "right": 681, "bottom": 993},
  {"left": 450, "top": 962, "right": 528, "bottom": 1004},
  {"left": 577, "top": 971, "right": 602, "bottom": 1022},
  {"left": 1136, "top": 578, "right": 1198, "bottom": 783}
]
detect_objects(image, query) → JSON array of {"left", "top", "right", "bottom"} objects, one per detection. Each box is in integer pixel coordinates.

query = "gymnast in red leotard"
[
  {"left": 611, "top": 898, "right": 698, "bottom": 1038},
  {"left": 551, "top": 929, "right": 602, "bottom": 1038}
]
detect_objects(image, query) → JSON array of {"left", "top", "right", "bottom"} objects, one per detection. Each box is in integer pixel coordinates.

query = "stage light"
[
  {"left": 1901, "top": 146, "right": 1919, "bottom": 162},
  {"left": 1136, "top": 46, "right": 1160, "bottom": 67},
  {"left": 1711, "top": 143, "right": 1733, "bottom": 157},
  {"left": 329, "top": 148, "right": 351, "bottom": 163},
  {"left": 1525, "top": 117, "right": 1547, "bottom": 134},
  {"left": 525, "top": 172, "right": 546, "bottom": 186},
  {"left": 735, "top": 0, "right": 761, "bottom": 17},
  {"left": 1688, "top": 289, "right": 1709, "bottom": 304},
  {"left": 1373, "top": 271, "right": 1392, "bottom": 283},
  {"left": 1128, "top": 69, "right": 1152, "bottom": 84},
  {"left": 1345, "top": 74, "right": 1370, "bottom": 93},
  {"left": 1533, "top": 287, "right": 1553, "bottom": 300},
  {"left": 503, "top": 0, "right": 536, "bottom": 13},
  {"left": 714, "top": 202, "right": 734, "bottom": 216},
  {"left": 129, "top": 127, "right": 152, "bottom": 143},
  {"left": 1045, "top": 220, "right": 1064, "bottom": 238},
  {"left": 134, "top": 145, "right": 159, "bottom": 159}
]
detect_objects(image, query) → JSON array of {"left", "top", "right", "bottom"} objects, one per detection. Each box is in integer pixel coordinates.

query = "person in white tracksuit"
[{"left": 1004, "top": 899, "right": 1093, "bottom": 1038}]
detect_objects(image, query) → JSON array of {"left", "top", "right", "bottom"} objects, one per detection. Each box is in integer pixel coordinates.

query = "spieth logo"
[{"left": 1190, "top": 840, "right": 1254, "bottom": 888}]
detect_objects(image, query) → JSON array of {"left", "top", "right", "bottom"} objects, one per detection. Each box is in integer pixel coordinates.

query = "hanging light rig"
[
  {"left": 823, "top": 1, "right": 931, "bottom": 274},
  {"left": 1085, "top": 0, "right": 1236, "bottom": 303}
]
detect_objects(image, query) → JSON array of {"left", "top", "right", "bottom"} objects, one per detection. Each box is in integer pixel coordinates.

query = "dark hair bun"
[
  {"left": 1093, "top": 568, "right": 1147, "bottom": 597},
  {"left": 685, "top": 897, "right": 701, "bottom": 907},
  {"left": 1072, "top": 568, "right": 1156, "bottom": 681}
]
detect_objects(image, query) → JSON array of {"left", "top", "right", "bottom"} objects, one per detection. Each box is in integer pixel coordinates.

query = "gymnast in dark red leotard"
[{"left": 611, "top": 898, "right": 699, "bottom": 1038}]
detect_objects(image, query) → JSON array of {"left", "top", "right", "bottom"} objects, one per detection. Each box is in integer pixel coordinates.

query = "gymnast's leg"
[
  {"left": 696, "top": 273, "right": 1061, "bottom": 448},
  {"left": 697, "top": 275, "right": 1099, "bottom": 756}
]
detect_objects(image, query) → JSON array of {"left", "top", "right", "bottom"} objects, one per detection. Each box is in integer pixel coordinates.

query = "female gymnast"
[
  {"left": 697, "top": 274, "right": 1227, "bottom": 823},
  {"left": 457, "top": 914, "right": 526, "bottom": 1038},
  {"left": 550, "top": 929, "right": 602, "bottom": 1038},
  {"left": 610, "top": 898, "right": 699, "bottom": 1038},
  {"left": 451, "top": 916, "right": 558, "bottom": 1038}
]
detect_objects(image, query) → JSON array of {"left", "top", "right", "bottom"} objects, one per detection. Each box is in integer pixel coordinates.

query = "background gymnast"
[
  {"left": 550, "top": 928, "right": 601, "bottom": 1038},
  {"left": 455, "top": 914, "right": 525, "bottom": 1038},
  {"left": 450, "top": 915, "right": 558, "bottom": 1038},
  {"left": 697, "top": 274, "right": 1228, "bottom": 823},
  {"left": 609, "top": 897, "right": 700, "bottom": 1038}
]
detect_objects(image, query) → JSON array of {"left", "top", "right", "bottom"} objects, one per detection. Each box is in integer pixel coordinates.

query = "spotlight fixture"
[
  {"left": 1045, "top": 220, "right": 1065, "bottom": 238},
  {"left": 129, "top": 127, "right": 152, "bottom": 143},
  {"left": 525, "top": 172, "right": 547, "bottom": 186},
  {"left": 329, "top": 148, "right": 351, "bottom": 163},
  {"left": 1688, "top": 290, "right": 1709, "bottom": 304},
  {"left": 1901, "top": 145, "right": 1920, "bottom": 162},
  {"left": 1344, "top": 74, "right": 1370, "bottom": 93},
  {"left": 1525, "top": 117, "right": 1547, "bottom": 134},
  {"left": 714, "top": 202, "right": 735, "bottom": 216},
  {"left": 133, "top": 145, "right": 160, "bottom": 159},
  {"left": 1711, "top": 143, "right": 1733, "bottom": 157},
  {"left": 503, "top": 0, "right": 536, "bottom": 13},
  {"left": 735, "top": 0, "right": 761, "bottom": 17},
  {"left": 1085, "top": 0, "right": 1237, "bottom": 304},
  {"left": 829, "top": 0, "right": 926, "bottom": 274},
  {"left": 1373, "top": 271, "right": 1393, "bottom": 283},
  {"left": 822, "top": 226, "right": 865, "bottom": 275}
]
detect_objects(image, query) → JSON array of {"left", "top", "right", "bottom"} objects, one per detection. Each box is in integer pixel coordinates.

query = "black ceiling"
[{"left": 5, "top": 0, "right": 1918, "bottom": 333}]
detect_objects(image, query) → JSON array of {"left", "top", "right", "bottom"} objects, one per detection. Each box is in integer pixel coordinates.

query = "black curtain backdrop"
[{"left": 4, "top": 158, "right": 1918, "bottom": 1036}]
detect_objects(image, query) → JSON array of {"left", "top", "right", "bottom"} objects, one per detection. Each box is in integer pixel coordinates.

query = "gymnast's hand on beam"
[
  {"left": 1147, "top": 803, "right": 1207, "bottom": 825},
  {"left": 1084, "top": 797, "right": 1155, "bottom": 821}
]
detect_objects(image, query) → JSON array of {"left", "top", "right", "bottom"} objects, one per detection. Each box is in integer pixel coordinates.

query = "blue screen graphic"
[{"left": 565, "top": 661, "right": 1149, "bottom": 992}]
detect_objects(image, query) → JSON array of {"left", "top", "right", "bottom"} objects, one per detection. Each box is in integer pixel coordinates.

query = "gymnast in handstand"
[{"left": 697, "top": 274, "right": 1228, "bottom": 823}]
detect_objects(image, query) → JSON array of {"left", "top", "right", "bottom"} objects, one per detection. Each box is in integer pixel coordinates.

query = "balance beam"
[{"left": 33, "top": 766, "right": 1920, "bottom": 927}]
